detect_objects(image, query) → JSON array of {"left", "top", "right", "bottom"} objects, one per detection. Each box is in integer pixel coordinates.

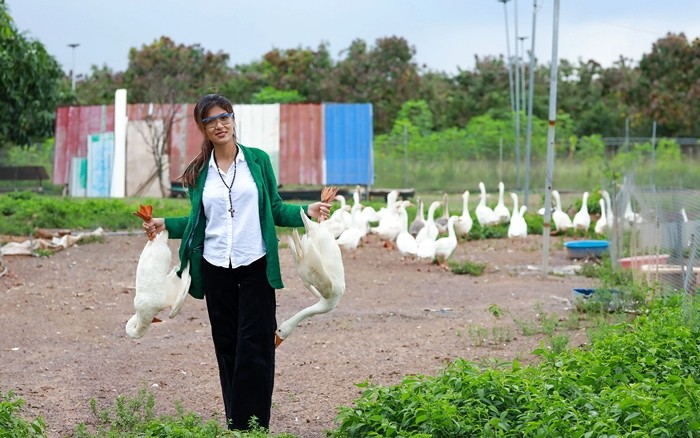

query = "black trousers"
[{"left": 203, "top": 256, "right": 276, "bottom": 430}]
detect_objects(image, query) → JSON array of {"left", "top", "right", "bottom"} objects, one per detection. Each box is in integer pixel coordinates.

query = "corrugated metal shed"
[
  {"left": 324, "top": 103, "right": 374, "bottom": 185},
  {"left": 279, "top": 104, "right": 324, "bottom": 185},
  {"left": 54, "top": 105, "right": 114, "bottom": 185},
  {"left": 53, "top": 101, "right": 373, "bottom": 194},
  {"left": 234, "top": 104, "right": 281, "bottom": 178}
]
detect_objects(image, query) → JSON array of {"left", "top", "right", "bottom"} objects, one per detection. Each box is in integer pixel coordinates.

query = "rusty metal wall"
[
  {"left": 279, "top": 104, "right": 324, "bottom": 185},
  {"left": 53, "top": 102, "right": 373, "bottom": 193},
  {"left": 234, "top": 104, "right": 281, "bottom": 177},
  {"left": 54, "top": 105, "right": 114, "bottom": 185}
]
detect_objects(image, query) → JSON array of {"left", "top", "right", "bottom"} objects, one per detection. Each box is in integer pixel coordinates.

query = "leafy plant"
[
  {"left": 332, "top": 294, "right": 700, "bottom": 437},
  {"left": 0, "top": 391, "right": 46, "bottom": 437},
  {"left": 488, "top": 304, "right": 503, "bottom": 318},
  {"left": 448, "top": 260, "right": 486, "bottom": 276},
  {"left": 72, "top": 388, "right": 296, "bottom": 437}
]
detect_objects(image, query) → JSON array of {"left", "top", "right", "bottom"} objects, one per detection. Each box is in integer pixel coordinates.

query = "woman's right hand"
[{"left": 143, "top": 218, "right": 165, "bottom": 240}]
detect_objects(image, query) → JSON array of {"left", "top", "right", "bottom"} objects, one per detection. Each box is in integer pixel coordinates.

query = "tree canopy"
[
  {"left": 0, "top": 1, "right": 65, "bottom": 146},
  {"left": 3, "top": 0, "right": 699, "bottom": 148}
]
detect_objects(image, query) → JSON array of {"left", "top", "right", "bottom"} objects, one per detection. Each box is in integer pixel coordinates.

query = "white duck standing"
[
  {"left": 321, "top": 195, "right": 351, "bottom": 239},
  {"left": 415, "top": 201, "right": 440, "bottom": 245},
  {"left": 493, "top": 181, "right": 511, "bottom": 224},
  {"left": 435, "top": 193, "right": 450, "bottom": 234},
  {"left": 409, "top": 198, "right": 426, "bottom": 237},
  {"left": 433, "top": 216, "right": 459, "bottom": 268},
  {"left": 624, "top": 199, "right": 643, "bottom": 225},
  {"left": 454, "top": 190, "right": 473, "bottom": 238},
  {"left": 594, "top": 199, "right": 608, "bottom": 236},
  {"left": 395, "top": 204, "right": 418, "bottom": 258},
  {"left": 370, "top": 202, "right": 403, "bottom": 247},
  {"left": 126, "top": 205, "right": 191, "bottom": 339},
  {"left": 278, "top": 208, "right": 346, "bottom": 347},
  {"left": 476, "top": 182, "right": 499, "bottom": 227},
  {"left": 551, "top": 190, "right": 573, "bottom": 233},
  {"left": 336, "top": 203, "right": 364, "bottom": 252},
  {"left": 601, "top": 190, "right": 614, "bottom": 225},
  {"left": 507, "top": 193, "right": 528, "bottom": 239},
  {"left": 572, "top": 191, "right": 591, "bottom": 236}
]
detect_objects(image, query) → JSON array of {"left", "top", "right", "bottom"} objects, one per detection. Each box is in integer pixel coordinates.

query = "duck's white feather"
[
  {"left": 494, "top": 181, "right": 511, "bottom": 223},
  {"left": 476, "top": 182, "right": 499, "bottom": 227},
  {"left": 126, "top": 230, "right": 192, "bottom": 339},
  {"left": 278, "top": 209, "right": 345, "bottom": 346}
]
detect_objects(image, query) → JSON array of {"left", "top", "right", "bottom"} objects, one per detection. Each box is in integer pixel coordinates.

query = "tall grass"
[{"left": 374, "top": 156, "right": 700, "bottom": 194}]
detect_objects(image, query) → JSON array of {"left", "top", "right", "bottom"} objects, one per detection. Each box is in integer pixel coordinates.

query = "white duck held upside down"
[
  {"left": 126, "top": 205, "right": 191, "bottom": 339},
  {"left": 278, "top": 208, "right": 346, "bottom": 347}
]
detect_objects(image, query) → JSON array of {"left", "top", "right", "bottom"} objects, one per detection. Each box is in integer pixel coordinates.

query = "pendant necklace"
[{"left": 213, "top": 150, "right": 237, "bottom": 217}]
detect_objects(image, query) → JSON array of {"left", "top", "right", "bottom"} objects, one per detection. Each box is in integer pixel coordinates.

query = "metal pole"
[
  {"left": 519, "top": 36, "right": 528, "bottom": 112},
  {"left": 650, "top": 120, "right": 657, "bottom": 185},
  {"left": 624, "top": 116, "right": 630, "bottom": 153},
  {"left": 499, "top": 137, "right": 504, "bottom": 181},
  {"left": 403, "top": 123, "right": 408, "bottom": 187},
  {"left": 513, "top": 0, "right": 522, "bottom": 189},
  {"left": 524, "top": 0, "right": 538, "bottom": 208},
  {"left": 498, "top": 0, "right": 516, "bottom": 115},
  {"left": 542, "top": 0, "right": 561, "bottom": 276},
  {"left": 68, "top": 43, "right": 80, "bottom": 93}
]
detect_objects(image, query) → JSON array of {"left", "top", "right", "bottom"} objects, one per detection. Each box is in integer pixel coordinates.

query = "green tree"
[
  {"left": 333, "top": 36, "right": 421, "bottom": 133},
  {"left": 74, "top": 65, "right": 125, "bottom": 105},
  {"left": 0, "top": 1, "right": 65, "bottom": 146},
  {"left": 124, "top": 36, "right": 231, "bottom": 103},
  {"left": 251, "top": 86, "right": 305, "bottom": 103},
  {"left": 123, "top": 37, "right": 232, "bottom": 195},
  {"left": 635, "top": 33, "right": 700, "bottom": 137}
]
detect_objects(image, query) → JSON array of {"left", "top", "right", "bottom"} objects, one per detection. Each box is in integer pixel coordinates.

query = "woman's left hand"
[{"left": 308, "top": 202, "right": 331, "bottom": 221}]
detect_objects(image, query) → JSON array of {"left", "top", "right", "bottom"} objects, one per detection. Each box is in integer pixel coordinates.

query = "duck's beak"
[{"left": 274, "top": 333, "right": 284, "bottom": 349}]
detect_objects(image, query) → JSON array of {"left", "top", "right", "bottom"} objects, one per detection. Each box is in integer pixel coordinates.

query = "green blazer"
[{"left": 164, "top": 144, "right": 308, "bottom": 299}]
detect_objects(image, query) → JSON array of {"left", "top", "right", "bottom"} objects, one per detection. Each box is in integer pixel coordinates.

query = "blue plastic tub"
[{"left": 565, "top": 240, "right": 609, "bottom": 259}]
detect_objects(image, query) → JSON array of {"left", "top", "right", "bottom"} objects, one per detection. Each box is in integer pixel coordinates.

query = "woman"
[{"left": 142, "top": 93, "right": 330, "bottom": 431}]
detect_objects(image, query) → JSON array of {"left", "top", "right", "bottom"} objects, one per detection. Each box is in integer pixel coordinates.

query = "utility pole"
[
  {"left": 542, "top": 0, "right": 561, "bottom": 276},
  {"left": 498, "top": 0, "right": 516, "bottom": 115},
  {"left": 519, "top": 36, "right": 528, "bottom": 112},
  {"left": 513, "top": 0, "right": 522, "bottom": 189},
  {"left": 68, "top": 43, "right": 80, "bottom": 93},
  {"left": 523, "top": 0, "right": 539, "bottom": 208}
]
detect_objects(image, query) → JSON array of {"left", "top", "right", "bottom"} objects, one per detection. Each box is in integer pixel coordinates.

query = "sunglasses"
[{"left": 202, "top": 112, "right": 234, "bottom": 127}]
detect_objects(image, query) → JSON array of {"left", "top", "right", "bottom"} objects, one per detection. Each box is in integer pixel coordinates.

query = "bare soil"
[{"left": 0, "top": 232, "right": 591, "bottom": 437}]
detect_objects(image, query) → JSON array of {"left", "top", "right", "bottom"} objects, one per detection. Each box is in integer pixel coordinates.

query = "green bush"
[
  {"left": 0, "top": 391, "right": 46, "bottom": 437},
  {"left": 331, "top": 294, "right": 700, "bottom": 437}
]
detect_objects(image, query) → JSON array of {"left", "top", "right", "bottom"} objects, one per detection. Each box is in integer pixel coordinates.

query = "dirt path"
[{"left": 0, "top": 232, "right": 590, "bottom": 437}]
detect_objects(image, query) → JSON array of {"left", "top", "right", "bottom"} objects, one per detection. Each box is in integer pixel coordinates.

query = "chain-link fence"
[{"left": 607, "top": 175, "right": 699, "bottom": 294}]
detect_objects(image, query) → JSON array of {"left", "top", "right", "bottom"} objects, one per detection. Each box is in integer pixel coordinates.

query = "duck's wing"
[{"left": 167, "top": 264, "right": 191, "bottom": 318}]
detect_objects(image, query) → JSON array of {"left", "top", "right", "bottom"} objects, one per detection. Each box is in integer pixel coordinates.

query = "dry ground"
[{"left": 0, "top": 232, "right": 593, "bottom": 437}]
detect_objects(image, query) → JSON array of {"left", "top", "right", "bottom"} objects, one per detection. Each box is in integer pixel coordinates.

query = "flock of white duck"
[
  {"left": 321, "top": 183, "right": 647, "bottom": 265},
  {"left": 320, "top": 182, "right": 527, "bottom": 267}
]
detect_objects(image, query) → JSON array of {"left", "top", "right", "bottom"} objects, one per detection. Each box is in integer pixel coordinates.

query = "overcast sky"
[{"left": 8, "top": 1, "right": 700, "bottom": 79}]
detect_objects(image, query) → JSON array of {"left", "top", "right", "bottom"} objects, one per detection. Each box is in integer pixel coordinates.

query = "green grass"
[
  {"left": 0, "top": 191, "right": 192, "bottom": 236},
  {"left": 374, "top": 156, "right": 700, "bottom": 194},
  {"left": 1, "top": 387, "right": 299, "bottom": 438}
]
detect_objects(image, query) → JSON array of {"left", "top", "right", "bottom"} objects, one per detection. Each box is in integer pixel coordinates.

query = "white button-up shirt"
[{"left": 202, "top": 151, "right": 266, "bottom": 269}]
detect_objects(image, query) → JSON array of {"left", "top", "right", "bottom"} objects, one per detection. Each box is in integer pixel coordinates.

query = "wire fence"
[{"left": 607, "top": 175, "right": 699, "bottom": 295}]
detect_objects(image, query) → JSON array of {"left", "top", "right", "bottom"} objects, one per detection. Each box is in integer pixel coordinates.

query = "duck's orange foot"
[{"left": 133, "top": 204, "right": 153, "bottom": 222}]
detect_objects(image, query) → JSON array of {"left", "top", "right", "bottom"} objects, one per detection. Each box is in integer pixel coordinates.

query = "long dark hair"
[{"left": 180, "top": 94, "right": 237, "bottom": 187}]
